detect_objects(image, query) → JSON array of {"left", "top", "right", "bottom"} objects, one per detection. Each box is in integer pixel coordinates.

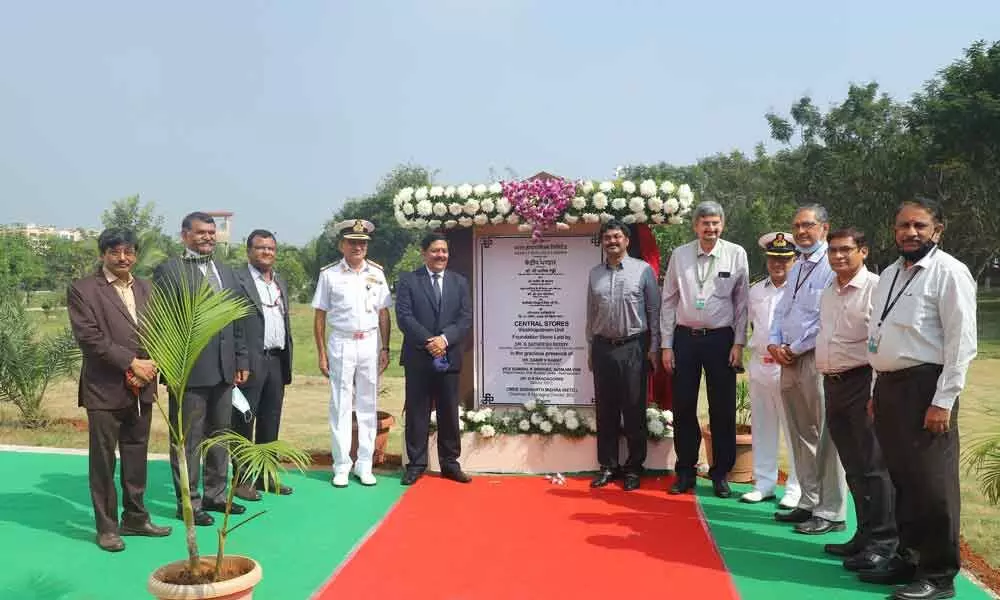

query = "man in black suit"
[
  {"left": 395, "top": 231, "right": 473, "bottom": 485},
  {"left": 153, "top": 212, "right": 249, "bottom": 526},
  {"left": 231, "top": 229, "right": 294, "bottom": 501}
]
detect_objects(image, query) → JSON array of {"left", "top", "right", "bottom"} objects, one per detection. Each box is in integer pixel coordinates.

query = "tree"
[
  {"left": 40, "top": 238, "right": 98, "bottom": 291},
  {"left": 101, "top": 195, "right": 165, "bottom": 233},
  {"left": 0, "top": 234, "right": 47, "bottom": 300}
]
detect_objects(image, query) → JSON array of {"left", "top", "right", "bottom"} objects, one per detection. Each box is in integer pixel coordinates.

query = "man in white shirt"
[
  {"left": 740, "top": 232, "right": 800, "bottom": 509},
  {"left": 661, "top": 201, "right": 750, "bottom": 498},
  {"left": 312, "top": 219, "right": 393, "bottom": 488},
  {"left": 815, "top": 227, "right": 895, "bottom": 566},
  {"left": 859, "top": 199, "right": 977, "bottom": 600}
]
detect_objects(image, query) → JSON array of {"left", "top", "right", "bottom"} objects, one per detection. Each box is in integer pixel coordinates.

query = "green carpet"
[
  {"left": 0, "top": 450, "right": 404, "bottom": 599},
  {"left": 698, "top": 483, "right": 992, "bottom": 599}
]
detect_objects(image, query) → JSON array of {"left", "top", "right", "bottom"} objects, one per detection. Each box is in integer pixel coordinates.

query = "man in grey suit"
[
  {"left": 232, "top": 229, "right": 294, "bottom": 501},
  {"left": 153, "top": 212, "right": 249, "bottom": 526}
]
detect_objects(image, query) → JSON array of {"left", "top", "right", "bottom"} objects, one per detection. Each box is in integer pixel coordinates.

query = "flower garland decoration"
[
  {"left": 500, "top": 177, "right": 577, "bottom": 240},
  {"left": 392, "top": 178, "right": 695, "bottom": 233},
  {"left": 428, "top": 400, "right": 674, "bottom": 440}
]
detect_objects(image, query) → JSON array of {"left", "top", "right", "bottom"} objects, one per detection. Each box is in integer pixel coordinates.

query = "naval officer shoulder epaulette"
[
  {"left": 366, "top": 259, "right": 383, "bottom": 271},
  {"left": 319, "top": 261, "right": 338, "bottom": 272}
]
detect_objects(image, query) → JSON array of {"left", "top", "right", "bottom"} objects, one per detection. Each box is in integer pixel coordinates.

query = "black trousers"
[
  {"left": 232, "top": 352, "right": 286, "bottom": 483},
  {"left": 672, "top": 326, "right": 736, "bottom": 479},
  {"left": 87, "top": 404, "right": 153, "bottom": 534},
  {"left": 591, "top": 335, "right": 648, "bottom": 472},
  {"left": 404, "top": 367, "right": 461, "bottom": 473},
  {"left": 873, "top": 364, "right": 960, "bottom": 584},
  {"left": 824, "top": 366, "right": 897, "bottom": 556},
  {"left": 169, "top": 383, "right": 232, "bottom": 510}
]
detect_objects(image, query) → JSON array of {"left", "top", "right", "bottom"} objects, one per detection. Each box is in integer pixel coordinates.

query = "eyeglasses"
[
  {"left": 828, "top": 245, "right": 859, "bottom": 256},
  {"left": 791, "top": 221, "right": 820, "bottom": 231},
  {"left": 105, "top": 249, "right": 136, "bottom": 258},
  {"left": 894, "top": 220, "right": 933, "bottom": 232},
  {"left": 251, "top": 246, "right": 276, "bottom": 253}
]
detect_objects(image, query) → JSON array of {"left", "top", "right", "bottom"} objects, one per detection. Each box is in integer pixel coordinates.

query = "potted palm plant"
[
  {"left": 139, "top": 274, "right": 310, "bottom": 599},
  {"left": 963, "top": 434, "right": 1000, "bottom": 505},
  {"left": 702, "top": 378, "right": 754, "bottom": 483}
]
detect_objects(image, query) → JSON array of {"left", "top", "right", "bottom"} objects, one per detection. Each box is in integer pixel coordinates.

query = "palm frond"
[
  {"left": 962, "top": 434, "right": 1000, "bottom": 505},
  {"left": 200, "top": 430, "right": 312, "bottom": 488}
]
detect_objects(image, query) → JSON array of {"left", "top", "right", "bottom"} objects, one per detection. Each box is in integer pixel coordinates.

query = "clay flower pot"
[
  {"left": 350, "top": 410, "right": 396, "bottom": 465},
  {"left": 701, "top": 424, "right": 754, "bottom": 483},
  {"left": 148, "top": 555, "right": 261, "bottom": 599}
]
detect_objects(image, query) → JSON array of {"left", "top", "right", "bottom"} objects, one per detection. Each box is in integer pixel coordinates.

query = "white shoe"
[
  {"left": 778, "top": 494, "right": 800, "bottom": 509},
  {"left": 740, "top": 489, "right": 776, "bottom": 504},
  {"left": 353, "top": 468, "right": 377, "bottom": 486},
  {"left": 331, "top": 473, "right": 349, "bottom": 488}
]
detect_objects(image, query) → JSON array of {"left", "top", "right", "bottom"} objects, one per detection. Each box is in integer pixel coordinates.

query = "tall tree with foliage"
[{"left": 100, "top": 195, "right": 175, "bottom": 277}]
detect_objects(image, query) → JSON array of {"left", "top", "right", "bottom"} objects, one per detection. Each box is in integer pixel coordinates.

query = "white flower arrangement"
[
  {"left": 429, "top": 400, "right": 673, "bottom": 440},
  {"left": 392, "top": 178, "right": 694, "bottom": 231}
]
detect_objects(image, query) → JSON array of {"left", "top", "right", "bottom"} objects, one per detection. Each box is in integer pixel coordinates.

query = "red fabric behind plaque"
[{"left": 633, "top": 224, "right": 672, "bottom": 410}]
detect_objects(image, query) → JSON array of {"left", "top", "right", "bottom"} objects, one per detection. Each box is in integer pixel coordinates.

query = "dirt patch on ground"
[{"left": 962, "top": 539, "right": 1000, "bottom": 595}]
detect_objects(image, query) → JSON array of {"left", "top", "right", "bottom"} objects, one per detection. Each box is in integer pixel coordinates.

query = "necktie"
[
  {"left": 204, "top": 261, "right": 223, "bottom": 292},
  {"left": 431, "top": 272, "right": 442, "bottom": 308}
]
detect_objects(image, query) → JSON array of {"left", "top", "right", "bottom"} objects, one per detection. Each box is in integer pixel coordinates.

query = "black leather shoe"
[
  {"left": 713, "top": 479, "right": 731, "bottom": 498},
  {"left": 234, "top": 485, "right": 262, "bottom": 502},
  {"left": 669, "top": 474, "right": 696, "bottom": 495},
  {"left": 442, "top": 469, "right": 472, "bottom": 483},
  {"left": 623, "top": 473, "right": 640, "bottom": 491},
  {"left": 120, "top": 521, "right": 172, "bottom": 537},
  {"left": 843, "top": 551, "right": 891, "bottom": 572},
  {"left": 256, "top": 480, "right": 293, "bottom": 495},
  {"left": 401, "top": 470, "right": 423, "bottom": 486},
  {"left": 857, "top": 556, "right": 916, "bottom": 585},
  {"left": 590, "top": 469, "right": 618, "bottom": 488},
  {"left": 892, "top": 580, "right": 955, "bottom": 600},
  {"left": 177, "top": 509, "right": 214, "bottom": 527},
  {"left": 795, "top": 516, "right": 846, "bottom": 535},
  {"left": 202, "top": 500, "right": 246, "bottom": 515},
  {"left": 774, "top": 508, "right": 812, "bottom": 523},
  {"left": 824, "top": 538, "right": 864, "bottom": 557},
  {"left": 96, "top": 532, "right": 125, "bottom": 552}
]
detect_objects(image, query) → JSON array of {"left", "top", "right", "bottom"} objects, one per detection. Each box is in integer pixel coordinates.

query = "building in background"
[{"left": 1, "top": 223, "right": 99, "bottom": 242}]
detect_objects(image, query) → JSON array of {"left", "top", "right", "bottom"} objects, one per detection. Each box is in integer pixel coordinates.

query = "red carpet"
[{"left": 314, "top": 475, "right": 737, "bottom": 599}]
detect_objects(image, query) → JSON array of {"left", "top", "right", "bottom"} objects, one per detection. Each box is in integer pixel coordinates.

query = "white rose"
[
  {"left": 530, "top": 413, "right": 543, "bottom": 425},
  {"left": 648, "top": 419, "right": 665, "bottom": 436},
  {"left": 433, "top": 202, "right": 448, "bottom": 217},
  {"left": 402, "top": 202, "right": 415, "bottom": 215},
  {"left": 611, "top": 197, "right": 627, "bottom": 211},
  {"left": 444, "top": 219, "right": 458, "bottom": 228},
  {"left": 646, "top": 407, "right": 660, "bottom": 418},
  {"left": 582, "top": 213, "right": 600, "bottom": 223},
  {"left": 445, "top": 185, "right": 457, "bottom": 198},
  {"left": 564, "top": 214, "right": 579, "bottom": 224},
  {"left": 648, "top": 197, "right": 664, "bottom": 212},
  {"left": 585, "top": 417, "right": 598, "bottom": 432},
  {"left": 565, "top": 416, "right": 580, "bottom": 430},
  {"left": 581, "top": 180, "right": 595, "bottom": 194},
  {"left": 665, "top": 198, "right": 680, "bottom": 214},
  {"left": 480, "top": 424, "right": 496, "bottom": 438},
  {"left": 495, "top": 198, "right": 512, "bottom": 215},
  {"left": 429, "top": 186, "right": 444, "bottom": 198},
  {"left": 473, "top": 214, "right": 489, "bottom": 226},
  {"left": 519, "top": 419, "right": 531, "bottom": 432},
  {"left": 473, "top": 184, "right": 487, "bottom": 197},
  {"left": 599, "top": 181, "right": 614, "bottom": 193},
  {"left": 524, "top": 399, "right": 537, "bottom": 411},
  {"left": 416, "top": 200, "right": 433, "bottom": 216},
  {"left": 651, "top": 214, "right": 665, "bottom": 224},
  {"left": 488, "top": 182, "right": 503, "bottom": 195},
  {"left": 414, "top": 187, "right": 429, "bottom": 201},
  {"left": 628, "top": 197, "right": 645, "bottom": 213},
  {"left": 571, "top": 196, "right": 587, "bottom": 210},
  {"left": 506, "top": 214, "right": 520, "bottom": 224},
  {"left": 463, "top": 199, "right": 480, "bottom": 215},
  {"left": 591, "top": 192, "right": 608, "bottom": 210},
  {"left": 668, "top": 215, "right": 683, "bottom": 225},
  {"left": 555, "top": 222, "right": 570, "bottom": 230},
  {"left": 413, "top": 218, "right": 428, "bottom": 228},
  {"left": 480, "top": 199, "right": 495, "bottom": 214},
  {"left": 430, "top": 410, "right": 437, "bottom": 425},
  {"left": 490, "top": 215, "right": 505, "bottom": 225},
  {"left": 482, "top": 407, "right": 493, "bottom": 418},
  {"left": 457, "top": 183, "right": 473, "bottom": 199},
  {"left": 449, "top": 203, "right": 464, "bottom": 216},
  {"left": 458, "top": 216, "right": 473, "bottom": 227},
  {"left": 427, "top": 219, "right": 442, "bottom": 228},
  {"left": 660, "top": 180, "right": 676, "bottom": 195},
  {"left": 517, "top": 223, "right": 532, "bottom": 232},
  {"left": 622, "top": 215, "right": 637, "bottom": 224},
  {"left": 545, "top": 406, "right": 559, "bottom": 418},
  {"left": 564, "top": 409, "right": 577, "bottom": 420},
  {"left": 621, "top": 180, "right": 636, "bottom": 194},
  {"left": 639, "top": 179, "right": 657, "bottom": 197},
  {"left": 599, "top": 212, "right": 613, "bottom": 223},
  {"left": 395, "top": 211, "right": 408, "bottom": 226},
  {"left": 397, "top": 187, "right": 414, "bottom": 202},
  {"left": 635, "top": 213, "right": 648, "bottom": 223},
  {"left": 663, "top": 410, "right": 673, "bottom": 424},
  {"left": 539, "top": 420, "right": 553, "bottom": 433},
  {"left": 680, "top": 195, "right": 694, "bottom": 209},
  {"left": 552, "top": 411, "right": 565, "bottom": 424}
]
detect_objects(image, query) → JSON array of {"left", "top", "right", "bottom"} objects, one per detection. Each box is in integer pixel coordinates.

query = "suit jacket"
[
  {"left": 68, "top": 270, "right": 155, "bottom": 410},
  {"left": 395, "top": 267, "right": 473, "bottom": 372},
  {"left": 152, "top": 257, "right": 249, "bottom": 388},
  {"left": 234, "top": 264, "right": 293, "bottom": 386}
]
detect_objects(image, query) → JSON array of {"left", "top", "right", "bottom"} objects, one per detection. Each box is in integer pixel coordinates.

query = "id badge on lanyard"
[{"left": 868, "top": 333, "right": 881, "bottom": 354}]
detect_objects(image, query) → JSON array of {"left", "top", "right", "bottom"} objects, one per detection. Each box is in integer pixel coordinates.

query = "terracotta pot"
[
  {"left": 148, "top": 555, "right": 261, "bottom": 599},
  {"left": 701, "top": 424, "right": 754, "bottom": 483},
  {"left": 349, "top": 410, "right": 396, "bottom": 466}
]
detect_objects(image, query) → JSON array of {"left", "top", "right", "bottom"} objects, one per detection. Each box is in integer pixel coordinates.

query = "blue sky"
[{"left": 1, "top": 1, "right": 996, "bottom": 245}]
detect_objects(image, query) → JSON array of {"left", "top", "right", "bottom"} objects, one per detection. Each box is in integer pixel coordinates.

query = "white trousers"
[
  {"left": 749, "top": 366, "right": 800, "bottom": 500},
  {"left": 327, "top": 332, "right": 379, "bottom": 475}
]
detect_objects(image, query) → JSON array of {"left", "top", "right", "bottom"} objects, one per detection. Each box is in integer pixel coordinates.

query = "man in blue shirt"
[{"left": 767, "top": 204, "right": 847, "bottom": 535}]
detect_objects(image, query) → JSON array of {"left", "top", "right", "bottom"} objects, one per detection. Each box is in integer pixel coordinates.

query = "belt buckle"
[
  {"left": 692, "top": 328, "right": 708, "bottom": 336},
  {"left": 352, "top": 331, "right": 366, "bottom": 340}
]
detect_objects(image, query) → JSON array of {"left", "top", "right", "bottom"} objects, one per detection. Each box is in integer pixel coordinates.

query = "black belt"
[
  {"left": 593, "top": 332, "right": 644, "bottom": 347},
  {"left": 876, "top": 363, "right": 942, "bottom": 383},
  {"left": 824, "top": 364, "right": 871, "bottom": 382},
  {"left": 676, "top": 325, "right": 732, "bottom": 337},
  {"left": 263, "top": 348, "right": 284, "bottom": 356}
]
